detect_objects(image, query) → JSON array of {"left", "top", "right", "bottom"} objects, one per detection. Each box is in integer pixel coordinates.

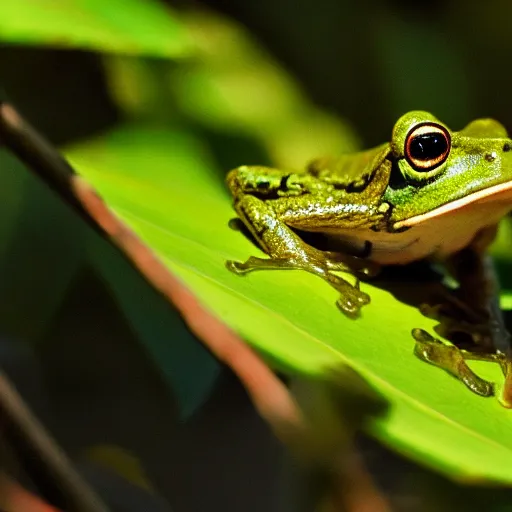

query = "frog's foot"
[
  {"left": 226, "top": 255, "right": 370, "bottom": 318},
  {"left": 320, "top": 270, "right": 369, "bottom": 317},
  {"left": 412, "top": 328, "right": 503, "bottom": 397}
]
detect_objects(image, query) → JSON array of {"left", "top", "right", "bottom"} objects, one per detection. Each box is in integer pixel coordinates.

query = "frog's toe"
[
  {"left": 228, "top": 218, "right": 243, "bottom": 231},
  {"left": 336, "top": 299, "right": 359, "bottom": 318},
  {"left": 356, "top": 290, "right": 370, "bottom": 305},
  {"left": 335, "top": 290, "right": 370, "bottom": 318},
  {"left": 226, "top": 256, "right": 299, "bottom": 274},
  {"left": 226, "top": 260, "right": 251, "bottom": 274}
]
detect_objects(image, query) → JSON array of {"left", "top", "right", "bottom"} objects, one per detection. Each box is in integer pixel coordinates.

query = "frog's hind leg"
[
  {"left": 412, "top": 328, "right": 512, "bottom": 397},
  {"left": 227, "top": 194, "right": 370, "bottom": 317}
]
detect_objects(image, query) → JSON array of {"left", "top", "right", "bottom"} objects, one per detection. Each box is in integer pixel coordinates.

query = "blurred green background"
[{"left": 6, "top": 0, "right": 512, "bottom": 145}]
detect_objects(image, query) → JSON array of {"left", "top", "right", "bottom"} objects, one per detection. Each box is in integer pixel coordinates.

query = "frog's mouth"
[{"left": 393, "top": 179, "right": 512, "bottom": 230}]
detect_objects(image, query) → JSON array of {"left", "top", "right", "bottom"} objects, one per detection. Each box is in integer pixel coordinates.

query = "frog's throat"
[{"left": 393, "top": 180, "right": 512, "bottom": 230}]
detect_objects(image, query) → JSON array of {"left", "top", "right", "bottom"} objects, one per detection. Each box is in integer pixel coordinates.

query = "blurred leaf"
[
  {"left": 0, "top": 0, "right": 192, "bottom": 58},
  {"left": 104, "top": 57, "right": 178, "bottom": 123},
  {"left": 65, "top": 124, "right": 512, "bottom": 484},
  {"left": 170, "top": 11, "right": 360, "bottom": 168},
  {"left": 490, "top": 217, "right": 512, "bottom": 261},
  {"left": 490, "top": 219, "right": 512, "bottom": 296},
  {"left": 103, "top": 10, "right": 360, "bottom": 170}
]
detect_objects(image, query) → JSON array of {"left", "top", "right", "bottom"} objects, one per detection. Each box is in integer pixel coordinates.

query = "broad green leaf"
[
  {"left": 0, "top": 0, "right": 192, "bottom": 57},
  {"left": 66, "top": 125, "right": 512, "bottom": 484}
]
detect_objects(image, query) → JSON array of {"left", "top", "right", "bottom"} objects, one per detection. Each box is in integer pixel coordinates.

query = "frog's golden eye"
[{"left": 405, "top": 123, "right": 451, "bottom": 171}]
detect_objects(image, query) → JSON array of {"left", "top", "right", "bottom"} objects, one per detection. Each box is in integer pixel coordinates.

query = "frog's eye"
[{"left": 404, "top": 123, "right": 451, "bottom": 171}]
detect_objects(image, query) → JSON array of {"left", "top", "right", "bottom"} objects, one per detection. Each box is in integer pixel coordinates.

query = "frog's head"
[{"left": 383, "top": 110, "right": 512, "bottom": 230}]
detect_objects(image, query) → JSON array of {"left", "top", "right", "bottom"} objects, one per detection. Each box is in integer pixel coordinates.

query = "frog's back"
[{"left": 306, "top": 144, "right": 390, "bottom": 189}]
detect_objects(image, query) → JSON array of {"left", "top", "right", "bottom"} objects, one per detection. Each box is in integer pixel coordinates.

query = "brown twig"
[{"left": 1, "top": 101, "right": 391, "bottom": 512}]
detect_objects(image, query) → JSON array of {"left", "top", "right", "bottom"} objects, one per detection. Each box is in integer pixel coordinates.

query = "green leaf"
[
  {"left": 167, "top": 10, "right": 360, "bottom": 170},
  {"left": 66, "top": 125, "right": 512, "bottom": 484},
  {"left": 0, "top": 0, "right": 192, "bottom": 57}
]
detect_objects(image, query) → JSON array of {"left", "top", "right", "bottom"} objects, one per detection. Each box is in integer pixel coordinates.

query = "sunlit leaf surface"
[{"left": 63, "top": 124, "right": 512, "bottom": 485}]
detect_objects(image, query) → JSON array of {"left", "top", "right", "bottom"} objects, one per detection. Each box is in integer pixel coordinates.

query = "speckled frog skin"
[{"left": 226, "top": 111, "right": 512, "bottom": 400}]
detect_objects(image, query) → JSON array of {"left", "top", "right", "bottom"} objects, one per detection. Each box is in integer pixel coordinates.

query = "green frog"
[{"left": 225, "top": 111, "right": 512, "bottom": 400}]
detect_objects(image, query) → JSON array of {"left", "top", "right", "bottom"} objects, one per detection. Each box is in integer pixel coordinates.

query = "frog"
[{"left": 225, "top": 110, "right": 512, "bottom": 400}]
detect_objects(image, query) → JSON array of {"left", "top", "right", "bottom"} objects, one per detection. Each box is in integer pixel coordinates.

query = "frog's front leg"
[{"left": 226, "top": 193, "right": 376, "bottom": 318}]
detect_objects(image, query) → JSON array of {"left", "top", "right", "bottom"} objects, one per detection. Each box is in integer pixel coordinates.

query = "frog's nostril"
[{"left": 503, "top": 143, "right": 512, "bottom": 152}]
